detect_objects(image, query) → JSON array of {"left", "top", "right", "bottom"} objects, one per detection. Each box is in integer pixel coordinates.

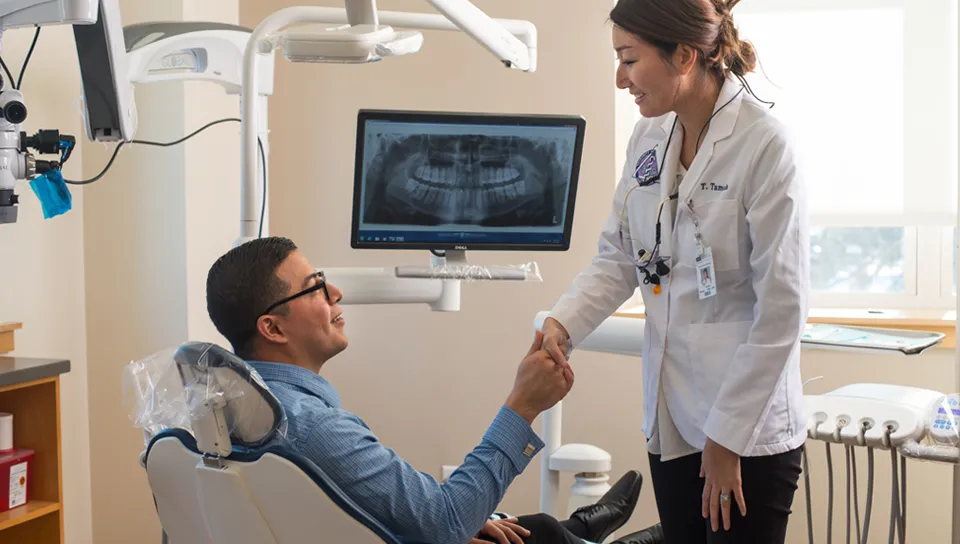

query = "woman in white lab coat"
[{"left": 541, "top": 0, "right": 808, "bottom": 542}]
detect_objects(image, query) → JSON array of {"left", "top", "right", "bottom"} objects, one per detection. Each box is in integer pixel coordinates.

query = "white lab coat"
[{"left": 549, "top": 77, "right": 809, "bottom": 461}]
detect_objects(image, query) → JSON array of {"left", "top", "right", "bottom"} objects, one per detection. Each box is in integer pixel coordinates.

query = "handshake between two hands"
[
  {"left": 503, "top": 319, "right": 747, "bottom": 534},
  {"left": 504, "top": 318, "right": 576, "bottom": 426}
]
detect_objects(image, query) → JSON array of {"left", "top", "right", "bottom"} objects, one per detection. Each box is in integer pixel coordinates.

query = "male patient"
[{"left": 205, "top": 237, "right": 663, "bottom": 544}]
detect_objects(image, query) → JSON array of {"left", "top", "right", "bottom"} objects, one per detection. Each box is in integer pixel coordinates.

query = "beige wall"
[
  {"left": 83, "top": 1, "right": 240, "bottom": 542},
  {"left": 0, "top": 24, "right": 93, "bottom": 544},
  {"left": 83, "top": 2, "right": 187, "bottom": 541},
  {"left": 182, "top": 0, "right": 241, "bottom": 344}
]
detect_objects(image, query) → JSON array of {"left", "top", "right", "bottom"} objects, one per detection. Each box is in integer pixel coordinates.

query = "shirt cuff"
[
  {"left": 547, "top": 307, "right": 590, "bottom": 349},
  {"left": 483, "top": 405, "right": 545, "bottom": 472},
  {"left": 703, "top": 407, "right": 752, "bottom": 456}
]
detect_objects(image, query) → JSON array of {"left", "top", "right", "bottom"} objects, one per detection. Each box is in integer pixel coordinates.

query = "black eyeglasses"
[
  {"left": 259, "top": 270, "right": 329, "bottom": 318},
  {"left": 242, "top": 271, "right": 330, "bottom": 344},
  {"left": 238, "top": 271, "right": 330, "bottom": 345}
]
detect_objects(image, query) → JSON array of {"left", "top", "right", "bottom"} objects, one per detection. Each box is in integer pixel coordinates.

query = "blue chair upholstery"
[
  {"left": 144, "top": 428, "right": 402, "bottom": 544},
  {"left": 136, "top": 342, "right": 403, "bottom": 544}
]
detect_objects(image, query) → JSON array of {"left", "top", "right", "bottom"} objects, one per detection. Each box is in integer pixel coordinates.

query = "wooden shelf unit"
[{"left": 0, "top": 324, "right": 65, "bottom": 544}]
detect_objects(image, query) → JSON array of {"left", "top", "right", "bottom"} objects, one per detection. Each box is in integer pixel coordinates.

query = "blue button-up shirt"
[{"left": 248, "top": 361, "right": 545, "bottom": 544}]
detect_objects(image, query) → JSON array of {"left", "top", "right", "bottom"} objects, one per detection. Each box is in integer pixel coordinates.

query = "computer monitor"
[{"left": 351, "top": 109, "right": 586, "bottom": 251}]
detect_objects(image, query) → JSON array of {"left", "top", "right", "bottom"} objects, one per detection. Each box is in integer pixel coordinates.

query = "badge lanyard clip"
[
  {"left": 692, "top": 212, "right": 705, "bottom": 257},
  {"left": 690, "top": 202, "right": 717, "bottom": 300}
]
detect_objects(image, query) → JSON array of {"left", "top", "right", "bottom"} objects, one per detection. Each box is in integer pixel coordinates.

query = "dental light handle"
[{"left": 394, "top": 265, "right": 529, "bottom": 280}]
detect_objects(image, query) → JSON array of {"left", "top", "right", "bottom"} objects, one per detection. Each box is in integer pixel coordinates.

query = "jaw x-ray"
[{"left": 360, "top": 132, "right": 574, "bottom": 227}]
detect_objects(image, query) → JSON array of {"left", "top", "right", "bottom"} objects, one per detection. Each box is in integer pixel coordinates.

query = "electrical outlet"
[{"left": 441, "top": 465, "right": 459, "bottom": 482}]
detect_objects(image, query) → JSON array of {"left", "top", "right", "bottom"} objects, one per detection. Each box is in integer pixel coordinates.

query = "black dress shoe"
[
  {"left": 569, "top": 470, "right": 643, "bottom": 543},
  {"left": 609, "top": 524, "right": 665, "bottom": 544}
]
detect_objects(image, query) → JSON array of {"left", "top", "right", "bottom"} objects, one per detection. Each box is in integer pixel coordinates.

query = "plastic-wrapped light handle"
[{"left": 394, "top": 262, "right": 541, "bottom": 282}]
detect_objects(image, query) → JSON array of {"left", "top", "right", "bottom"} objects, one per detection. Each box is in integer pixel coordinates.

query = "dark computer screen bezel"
[{"left": 350, "top": 109, "right": 586, "bottom": 252}]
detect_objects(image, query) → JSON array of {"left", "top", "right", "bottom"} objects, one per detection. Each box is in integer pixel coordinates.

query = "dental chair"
[{"left": 128, "top": 342, "right": 402, "bottom": 544}]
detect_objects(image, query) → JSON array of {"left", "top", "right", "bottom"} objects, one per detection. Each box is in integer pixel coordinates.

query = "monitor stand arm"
[{"left": 320, "top": 250, "right": 538, "bottom": 312}]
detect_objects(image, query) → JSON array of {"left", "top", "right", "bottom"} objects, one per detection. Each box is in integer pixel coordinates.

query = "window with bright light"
[{"left": 617, "top": 0, "right": 958, "bottom": 311}]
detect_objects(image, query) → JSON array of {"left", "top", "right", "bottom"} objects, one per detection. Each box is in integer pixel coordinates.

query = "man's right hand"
[{"left": 505, "top": 330, "right": 575, "bottom": 425}]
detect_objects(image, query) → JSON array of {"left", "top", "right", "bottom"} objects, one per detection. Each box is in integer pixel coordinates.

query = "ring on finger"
[{"left": 719, "top": 493, "right": 731, "bottom": 502}]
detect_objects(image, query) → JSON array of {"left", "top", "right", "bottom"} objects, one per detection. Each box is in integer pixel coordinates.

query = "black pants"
[
  {"left": 475, "top": 513, "right": 585, "bottom": 544},
  {"left": 648, "top": 447, "right": 802, "bottom": 543}
]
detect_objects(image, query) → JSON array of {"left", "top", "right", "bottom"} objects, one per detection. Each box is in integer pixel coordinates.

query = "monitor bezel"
[{"left": 350, "top": 109, "right": 586, "bottom": 252}]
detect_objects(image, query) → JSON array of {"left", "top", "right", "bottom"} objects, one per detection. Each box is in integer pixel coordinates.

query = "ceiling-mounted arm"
[
  {"left": 124, "top": 22, "right": 275, "bottom": 96},
  {"left": 346, "top": 0, "right": 378, "bottom": 26},
  {"left": 424, "top": 0, "right": 532, "bottom": 71},
  {"left": 374, "top": 6, "right": 537, "bottom": 72},
  {"left": 237, "top": 2, "right": 539, "bottom": 245}
]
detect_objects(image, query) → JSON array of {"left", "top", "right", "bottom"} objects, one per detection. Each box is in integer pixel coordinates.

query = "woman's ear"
[{"left": 672, "top": 43, "right": 699, "bottom": 75}]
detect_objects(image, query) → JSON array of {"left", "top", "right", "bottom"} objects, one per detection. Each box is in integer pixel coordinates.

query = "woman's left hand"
[{"left": 700, "top": 437, "right": 747, "bottom": 532}]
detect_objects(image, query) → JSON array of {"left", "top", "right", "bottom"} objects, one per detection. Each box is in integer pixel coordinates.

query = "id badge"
[{"left": 696, "top": 247, "right": 717, "bottom": 300}]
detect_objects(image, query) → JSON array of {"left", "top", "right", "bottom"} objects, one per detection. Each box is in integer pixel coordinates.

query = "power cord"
[
  {"left": 0, "top": 25, "right": 40, "bottom": 90},
  {"left": 17, "top": 26, "right": 40, "bottom": 90},
  {"left": 63, "top": 118, "right": 269, "bottom": 239},
  {"left": 257, "top": 136, "right": 266, "bottom": 239},
  {"left": 0, "top": 57, "right": 12, "bottom": 89}
]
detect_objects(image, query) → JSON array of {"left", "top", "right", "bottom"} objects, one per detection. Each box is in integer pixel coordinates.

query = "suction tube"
[
  {"left": 888, "top": 444, "right": 907, "bottom": 544},
  {"left": 845, "top": 445, "right": 852, "bottom": 544},
  {"left": 900, "top": 456, "right": 907, "bottom": 541},
  {"left": 802, "top": 428, "right": 908, "bottom": 544},
  {"left": 889, "top": 447, "right": 899, "bottom": 544},
  {"left": 850, "top": 446, "right": 862, "bottom": 544},
  {"left": 862, "top": 447, "right": 875, "bottom": 544},
  {"left": 885, "top": 426, "right": 907, "bottom": 544},
  {"left": 826, "top": 443, "right": 834, "bottom": 544}
]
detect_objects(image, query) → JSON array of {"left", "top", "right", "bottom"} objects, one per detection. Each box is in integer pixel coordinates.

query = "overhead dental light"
[{"left": 278, "top": 23, "right": 423, "bottom": 63}]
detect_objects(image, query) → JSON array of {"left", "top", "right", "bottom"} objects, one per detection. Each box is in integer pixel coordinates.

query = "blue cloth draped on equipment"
[{"left": 29, "top": 169, "right": 72, "bottom": 219}]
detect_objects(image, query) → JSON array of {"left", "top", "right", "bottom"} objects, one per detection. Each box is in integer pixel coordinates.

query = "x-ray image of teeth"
[{"left": 360, "top": 133, "right": 573, "bottom": 226}]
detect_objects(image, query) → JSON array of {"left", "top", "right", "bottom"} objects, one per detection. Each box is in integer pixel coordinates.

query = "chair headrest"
[{"left": 124, "top": 342, "right": 287, "bottom": 449}]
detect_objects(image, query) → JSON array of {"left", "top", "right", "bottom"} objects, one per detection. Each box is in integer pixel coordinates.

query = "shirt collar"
[{"left": 247, "top": 360, "right": 342, "bottom": 409}]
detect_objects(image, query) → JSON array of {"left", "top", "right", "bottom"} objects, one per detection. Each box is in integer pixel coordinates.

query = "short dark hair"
[{"left": 206, "top": 236, "right": 298, "bottom": 358}]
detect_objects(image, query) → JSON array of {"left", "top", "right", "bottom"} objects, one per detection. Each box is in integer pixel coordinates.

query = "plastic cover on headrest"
[{"left": 122, "top": 341, "right": 288, "bottom": 449}]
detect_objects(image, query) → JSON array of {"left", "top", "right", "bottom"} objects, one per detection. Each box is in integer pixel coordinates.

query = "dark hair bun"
[{"left": 713, "top": 0, "right": 757, "bottom": 77}]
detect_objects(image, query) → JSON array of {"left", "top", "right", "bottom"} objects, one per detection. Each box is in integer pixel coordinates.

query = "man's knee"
[{"left": 517, "top": 512, "right": 564, "bottom": 534}]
